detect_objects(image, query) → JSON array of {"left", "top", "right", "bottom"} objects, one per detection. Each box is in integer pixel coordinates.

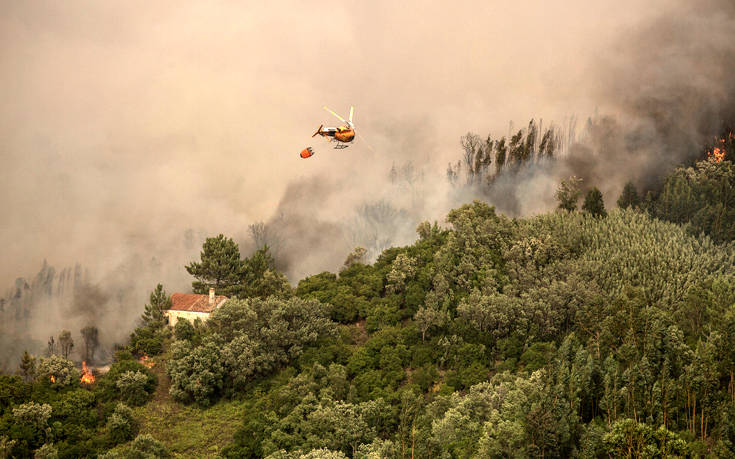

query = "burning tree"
[
  {"left": 80, "top": 325, "right": 99, "bottom": 363},
  {"left": 80, "top": 361, "right": 95, "bottom": 385}
]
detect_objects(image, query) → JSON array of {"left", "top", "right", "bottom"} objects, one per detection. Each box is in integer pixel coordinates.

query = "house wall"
[{"left": 165, "top": 310, "right": 211, "bottom": 327}]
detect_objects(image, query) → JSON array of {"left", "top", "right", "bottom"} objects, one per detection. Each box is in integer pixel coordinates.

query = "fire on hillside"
[
  {"left": 138, "top": 354, "right": 155, "bottom": 369},
  {"left": 81, "top": 361, "right": 95, "bottom": 384},
  {"left": 707, "top": 132, "right": 733, "bottom": 163}
]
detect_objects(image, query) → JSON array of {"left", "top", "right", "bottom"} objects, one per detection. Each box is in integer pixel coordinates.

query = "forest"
[{"left": 1, "top": 125, "right": 735, "bottom": 458}]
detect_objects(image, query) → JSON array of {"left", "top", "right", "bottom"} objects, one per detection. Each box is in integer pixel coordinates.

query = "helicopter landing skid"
[{"left": 333, "top": 144, "right": 349, "bottom": 149}]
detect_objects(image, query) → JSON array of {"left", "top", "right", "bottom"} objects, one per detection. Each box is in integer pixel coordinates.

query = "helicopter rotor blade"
[
  {"left": 357, "top": 132, "right": 375, "bottom": 153},
  {"left": 349, "top": 106, "right": 354, "bottom": 127},
  {"left": 323, "top": 106, "right": 348, "bottom": 125}
]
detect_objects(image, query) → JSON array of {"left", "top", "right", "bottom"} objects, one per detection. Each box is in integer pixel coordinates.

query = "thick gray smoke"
[
  {"left": 452, "top": 0, "right": 735, "bottom": 216},
  {"left": 513, "top": 0, "right": 735, "bottom": 210},
  {"left": 1, "top": 0, "right": 733, "bottom": 369}
]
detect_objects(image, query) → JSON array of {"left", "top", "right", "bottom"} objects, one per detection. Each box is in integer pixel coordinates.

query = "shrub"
[
  {"left": 37, "top": 356, "right": 80, "bottom": 387},
  {"left": 411, "top": 365, "right": 439, "bottom": 392},
  {"left": 129, "top": 434, "right": 170, "bottom": 458},
  {"left": 129, "top": 325, "right": 165, "bottom": 356},
  {"left": 107, "top": 403, "right": 138, "bottom": 445},
  {"left": 116, "top": 371, "right": 151, "bottom": 406},
  {"left": 96, "top": 360, "right": 156, "bottom": 404},
  {"left": 33, "top": 443, "right": 58, "bottom": 459},
  {"left": 174, "top": 319, "right": 195, "bottom": 341}
]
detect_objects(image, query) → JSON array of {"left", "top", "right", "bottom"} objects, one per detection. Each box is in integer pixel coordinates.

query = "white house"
[{"left": 165, "top": 288, "right": 228, "bottom": 327}]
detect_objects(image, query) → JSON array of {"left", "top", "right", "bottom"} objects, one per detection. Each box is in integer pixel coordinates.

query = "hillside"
[{"left": 4, "top": 163, "right": 735, "bottom": 458}]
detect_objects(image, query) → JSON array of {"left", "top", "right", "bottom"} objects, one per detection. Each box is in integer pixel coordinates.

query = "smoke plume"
[{"left": 1, "top": 0, "right": 733, "bottom": 368}]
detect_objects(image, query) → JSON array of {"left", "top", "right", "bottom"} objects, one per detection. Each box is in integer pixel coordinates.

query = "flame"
[
  {"left": 80, "top": 361, "right": 95, "bottom": 384},
  {"left": 138, "top": 354, "right": 155, "bottom": 369},
  {"left": 50, "top": 375, "right": 56, "bottom": 383},
  {"left": 708, "top": 147, "right": 726, "bottom": 163}
]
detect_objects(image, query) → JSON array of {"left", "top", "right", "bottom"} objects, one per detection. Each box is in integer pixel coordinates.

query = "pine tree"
[
  {"left": 617, "top": 182, "right": 641, "bottom": 209},
  {"left": 583, "top": 187, "right": 607, "bottom": 217},
  {"left": 495, "top": 137, "right": 507, "bottom": 174},
  {"left": 19, "top": 351, "right": 36, "bottom": 382},
  {"left": 185, "top": 234, "right": 243, "bottom": 295},
  {"left": 142, "top": 284, "right": 171, "bottom": 326}
]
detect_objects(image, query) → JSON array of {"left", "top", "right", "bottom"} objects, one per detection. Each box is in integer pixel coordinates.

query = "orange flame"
[
  {"left": 138, "top": 354, "right": 155, "bottom": 369},
  {"left": 50, "top": 375, "right": 56, "bottom": 383},
  {"left": 80, "top": 361, "right": 95, "bottom": 384},
  {"left": 708, "top": 147, "right": 726, "bottom": 163}
]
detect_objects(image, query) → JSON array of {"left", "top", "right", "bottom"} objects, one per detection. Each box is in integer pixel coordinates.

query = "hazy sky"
[{"left": 0, "top": 0, "right": 721, "bottom": 288}]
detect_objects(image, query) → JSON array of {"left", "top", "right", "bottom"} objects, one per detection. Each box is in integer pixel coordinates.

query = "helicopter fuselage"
[{"left": 315, "top": 125, "right": 355, "bottom": 143}]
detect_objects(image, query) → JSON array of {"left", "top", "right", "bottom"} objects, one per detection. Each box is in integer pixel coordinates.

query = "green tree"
[
  {"left": 142, "top": 284, "right": 170, "bottom": 326},
  {"left": 168, "top": 339, "right": 225, "bottom": 406},
  {"left": 12, "top": 402, "right": 52, "bottom": 430},
  {"left": 33, "top": 443, "right": 58, "bottom": 459},
  {"left": 652, "top": 159, "right": 735, "bottom": 243},
  {"left": 174, "top": 319, "right": 196, "bottom": 341},
  {"left": 116, "top": 371, "right": 151, "bottom": 406},
  {"left": 38, "top": 355, "right": 80, "bottom": 387},
  {"left": 414, "top": 295, "right": 447, "bottom": 342},
  {"left": 582, "top": 187, "right": 607, "bottom": 217},
  {"left": 555, "top": 176, "right": 583, "bottom": 211},
  {"left": 1, "top": 436, "right": 17, "bottom": 459},
  {"left": 186, "top": 234, "right": 243, "bottom": 295},
  {"left": 107, "top": 403, "right": 139, "bottom": 445},
  {"left": 343, "top": 247, "right": 367, "bottom": 269},
  {"left": 13, "top": 402, "right": 52, "bottom": 449},
  {"left": 356, "top": 439, "right": 396, "bottom": 459},
  {"left": 169, "top": 297, "right": 335, "bottom": 405},
  {"left": 19, "top": 351, "right": 36, "bottom": 382},
  {"left": 385, "top": 253, "right": 417, "bottom": 295},
  {"left": 96, "top": 359, "right": 157, "bottom": 404},
  {"left": 237, "top": 246, "right": 291, "bottom": 299},
  {"left": 602, "top": 419, "right": 687, "bottom": 458},
  {"left": 617, "top": 181, "right": 641, "bottom": 209},
  {"left": 127, "top": 434, "right": 170, "bottom": 458}
]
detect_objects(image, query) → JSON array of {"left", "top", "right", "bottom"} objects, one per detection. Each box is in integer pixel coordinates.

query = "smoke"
[
  {"left": 1, "top": 0, "right": 733, "bottom": 368},
  {"left": 564, "top": 0, "right": 735, "bottom": 199},
  {"left": 458, "top": 0, "right": 735, "bottom": 214}
]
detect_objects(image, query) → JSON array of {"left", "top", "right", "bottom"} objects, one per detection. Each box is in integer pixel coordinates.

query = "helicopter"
[{"left": 312, "top": 106, "right": 355, "bottom": 149}]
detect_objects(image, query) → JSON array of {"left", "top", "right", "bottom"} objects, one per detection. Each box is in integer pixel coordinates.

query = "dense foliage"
[
  {"left": 167, "top": 296, "right": 336, "bottom": 406},
  {"left": 186, "top": 235, "right": 290, "bottom": 299},
  {"left": 217, "top": 200, "right": 735, "bottom": 457},
  {"left": 4, "top": 150, "right": 735, "bottom": 457},
  {"left": 0, "top": 352, "right": 158, "bottom": 458},
  {"left": 648, "top": 158, "right": 735, "bottom": 243}
]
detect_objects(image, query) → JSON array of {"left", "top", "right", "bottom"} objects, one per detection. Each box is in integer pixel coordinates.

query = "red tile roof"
[{"left": 169, "top": 293, "right": 228, "bottom": 313}]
